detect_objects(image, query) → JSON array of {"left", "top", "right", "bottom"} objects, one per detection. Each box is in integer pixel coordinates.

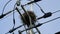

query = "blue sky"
[{"left": 0, "top": 0, "right": 60, "bottom": 34}]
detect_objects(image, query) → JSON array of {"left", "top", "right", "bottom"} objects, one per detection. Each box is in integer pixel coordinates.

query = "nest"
[{"left": 21, "top": 11, "right": 36, "bottom": 27}]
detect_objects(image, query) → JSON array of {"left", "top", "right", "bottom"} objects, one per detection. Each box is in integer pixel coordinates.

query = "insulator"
[
  {"left": 43, "top": 12, "right": 52, "bottom": 18},
  {"left": 16, "top": 0, "right": 20, "bottom": 6}
]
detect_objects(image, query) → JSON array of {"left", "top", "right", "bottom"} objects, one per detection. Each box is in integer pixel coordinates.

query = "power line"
[
  {"left": 37, "top": 10, "right": 60, "bottom": 20},
  {"left": 2, "top": 0, "right": 12, "bottom": 15},
  {"left": 0, "top": 9, "right": 14, "bottom": 19},
  {"left": 24, "top": 0, "right": 41, "bottom": 6},
  {"left": 0, "top": 4, "right": 60, "bottom": 33},
  {"left": 35, "top": 3, "right": 45, "bottom": 14},
  {"left": 20, "top": 17, "right": 60, "bottom": 33},
  {"left": 0, "top": 0, "right": 60, "bottom": 34},
  {"left": 6, "top": 16, "right": 60, "bottom": 34},
  {"left": 52, "top": 10, "right": 60, "bottom": 14}
]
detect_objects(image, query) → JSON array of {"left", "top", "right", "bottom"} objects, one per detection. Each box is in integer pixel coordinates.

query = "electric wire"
[
  {"left": 6, "top": 16, "right": 60, "bottom": 33},
  {"left": 0, "top": 9, "right": 15, "bottom": 19},
  {"left": 1, "top": 0, "right": 60, "bottom": 34},
  {"left": 35, "top": 3, "right": 45, "bottom": 14},
  {"left": 2, "top": 0, "right": 12, "bottom": 15},
  {"left": 5, "top": 9, "right": 60, "bottom": 34},
  {"left": 7, "top": 8, "right": 60, "bottom": 32},
  {"left": 20, "top": 16, "right": 60, "bottom": 32},
  {"left": 12, "top": 3, "right": 16, "bottom": 34},
  {"left": 37, "top": 10, "right": 60, "bottom": 20},
  {"left": 35, "top": 3, "right": 60, "bottom": 15},
  {"left": 52, "top": 10, "right": 60, "bottom": 14}
]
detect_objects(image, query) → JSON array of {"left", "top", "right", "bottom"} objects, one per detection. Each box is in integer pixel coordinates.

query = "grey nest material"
[{"left": 21, "top": 11, "right": 36, "bottom": 27}]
